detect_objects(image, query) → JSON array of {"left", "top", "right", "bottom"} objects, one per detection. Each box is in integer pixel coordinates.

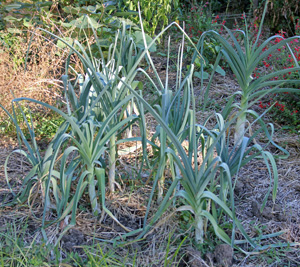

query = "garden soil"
[{"left": 0, "top": 66, "right": 300, "bottom": 266}]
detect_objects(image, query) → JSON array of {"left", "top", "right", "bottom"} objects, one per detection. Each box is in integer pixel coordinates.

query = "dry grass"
[{"left": 0, "top": 30, "right": 81, "bottom": 119}]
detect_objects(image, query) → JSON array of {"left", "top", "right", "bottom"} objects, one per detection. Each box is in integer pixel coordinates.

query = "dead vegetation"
[{"left": 0, "top": 30, "right": 81, "bottom": 119}]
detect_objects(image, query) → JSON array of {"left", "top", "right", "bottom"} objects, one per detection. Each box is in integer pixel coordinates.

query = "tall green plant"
[
  {"left": 125, "top": 79, "right": 254, "bottom": 247},
  {"left": 116, "top": 12, "right": 253, "bottom": 248},
  {"left": 60, "top": 20, "right": 149, "bottom": 192},
  {"left": 11, "top": 96, "right": 135, "bottom": 242},
  {"left": 1, "top": 102, "right": 67, "bottom": 210},
  {"left": 144, "top": 36, "right": 193, "bottom": 203},
  {"left": 192, "top": 0, "right": 300, "bottom": 146},
  {"left": 212, "top": 112, "right": 279, "bottom": 209}
]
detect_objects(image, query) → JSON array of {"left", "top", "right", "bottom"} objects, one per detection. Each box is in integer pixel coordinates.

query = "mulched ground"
[{"left": 0, "top": 56, "right": 300, "bottom": 266}]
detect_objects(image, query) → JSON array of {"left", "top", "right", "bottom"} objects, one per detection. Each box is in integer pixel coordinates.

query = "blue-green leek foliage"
[
  {"left": 1, "top": 102, "right": 67, "bottom": 208},
  {"left": 144, "top": 35, "right": 194, "bottom": 203},
  {"left": 1, "top": 13, "right": 201, "bottom": 244},
  {"left": 60, "top": 21, "right": 150, "bottom": 192},
  {"left": 10, "top": 96, "right": 136, "bottom": 244},
  {"left": 191, "top": 0, "right": 300, "bottom": 146},
  {"left": 117, "top": 8, "right": 255, "bottom": 250}
]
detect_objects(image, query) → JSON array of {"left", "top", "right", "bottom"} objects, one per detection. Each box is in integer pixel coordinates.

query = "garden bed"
[{"left": 1, "top": 70, "right": 299, "bottom": 266}]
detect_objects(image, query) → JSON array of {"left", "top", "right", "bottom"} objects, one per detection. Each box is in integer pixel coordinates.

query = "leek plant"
[
  {"left": 126, "top": 79, "right": 255, "bottom": 247},
  {"left": 212, "top": 113, "right": 278, "bottom": 209},
  {"left": 127, "top": 80, "right": 283, "bottom": 249},
  {"left": 145, "top": 36, "right": 193, "bottom": 203},
  {"left": 117, "top": 13, "right": 255, "bottom": 248},
  {"left": 11, "top": 96, "right": 135, "bottom": 242},
  {"left": 60, "top": 21, "right": 149, "bottom": 193},
  {"left": 1, "top": 103, "right": 67, "bottom": 210},
  {"left": 192, "top": 0, "right": 300, "bottom": 145}
]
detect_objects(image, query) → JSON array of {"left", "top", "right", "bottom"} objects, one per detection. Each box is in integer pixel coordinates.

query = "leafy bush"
[
  {"left": 177, "top": 2, "right": 226, "bottom": 79},
  {"left": 120, "top": 0, "right": 179, "bottom": 36},
  {"left": 0, "top": 105, "right": 64, "bottom": 140},
  {"left": 255, "top": 0, "right": 300, "bottom": 35},
  {"left": 252, "top": 29, "right": 300, "bottom": 132}
]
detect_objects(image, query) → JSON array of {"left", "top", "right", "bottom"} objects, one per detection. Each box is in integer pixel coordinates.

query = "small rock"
[
  {"left": 234, "top": 180, "right": 244, "bottom": 196},
  {"left": 251, "top": 201, "right": 261, "bottom": 218},
  {"left": 276, "top": 213, "right": 287, "bottom": 222},
  {"left": 214, "top": 244, "right": 233, "bottom": 267},
  {"left": 245, "top": 210, "right": 253, "bottom": 217},
  {"left": 261, "top": 206, "right": 273, "bottom": 220}
]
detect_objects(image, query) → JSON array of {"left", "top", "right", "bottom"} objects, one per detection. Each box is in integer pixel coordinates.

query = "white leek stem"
[
  {"left": 195, "top": 213, "right": 204, "bottom": 244},
  {"left": 108, "top": 135, "right": 116, "bottom": 193}
]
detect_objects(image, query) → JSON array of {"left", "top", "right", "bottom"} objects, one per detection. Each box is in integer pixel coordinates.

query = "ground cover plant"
[{"left": 1, "top": 0, "right": 300, "bottom": 266}]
